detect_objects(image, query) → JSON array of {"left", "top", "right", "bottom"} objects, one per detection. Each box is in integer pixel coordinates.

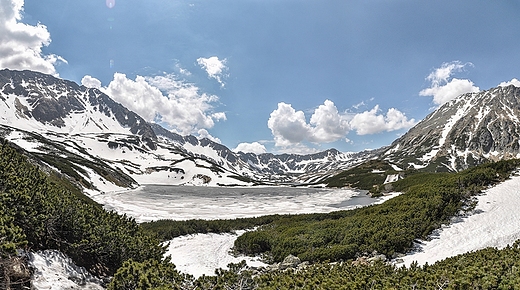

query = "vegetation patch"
[
  {"left": 234, "top": 159, "right": 520, "bottom": 264},
  {"left": 323, "top": 160, "right": 402, "bottom": 195},
  {"left": 0, "top": 138, "right": 165, "bottom": 285}
]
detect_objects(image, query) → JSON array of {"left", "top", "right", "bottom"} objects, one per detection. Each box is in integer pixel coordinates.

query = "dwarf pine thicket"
[{"left": 0, "top": 139, "right": 167, "bottom": 283}]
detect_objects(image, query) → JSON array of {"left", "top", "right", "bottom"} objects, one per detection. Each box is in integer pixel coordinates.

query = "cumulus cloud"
[
  {"left": 419, "top": 61, "right": 480, "bottom": 106},
  {"left": 87, "top": 73, "right": 226, "bottom": 135},
  {"left": 81, "top": 75, "right": 102, "bottom": 89},
  {"left": 233, "top": 142, "right": 267, "bottom": 155},
  {"left": 267, "top": 102, "right": 312, "bottom": 147},
  {"left": 350, "top": 105, "right": 416, "bottom": 135},
  {"left": 197, "top": 56, "right": 227, "bottom": 87},
  {"left": 197, "top": 129, "right": 221, "bottom": 144},
  {"left": 309, "top": 100, "right": 350, "bottom": 143},
  {"left": 267, "top": 100, "right": 415, "bottom": 148},
  {"left": 498, "top": 78, "right": 520, "bottom": 88},
  {"left": 0, "top": 0, "right": 66, "bottom": 75}
]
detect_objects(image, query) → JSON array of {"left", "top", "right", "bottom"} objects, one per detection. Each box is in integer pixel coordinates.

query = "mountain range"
[{"left": 1, "top": 68, "right": 520, "bottom": 193}]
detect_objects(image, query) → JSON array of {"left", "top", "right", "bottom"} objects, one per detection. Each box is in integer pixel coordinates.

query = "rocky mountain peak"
[
  {"left": 0, "top": 69, "right": 157, "bottom": 149},
  {"left": 384, "top": 85, "right": 520, "bottom": 171}
]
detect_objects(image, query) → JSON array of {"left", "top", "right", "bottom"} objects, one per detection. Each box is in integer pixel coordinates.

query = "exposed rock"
[
  {"left": 0, "top": 256, "right": 32, "bottom": 289},
  {"left": 384, "top": 85, "right": 520, "bottom": 171},
  {"left": 297, "top": 261, "right": 310, "bottom": 269},
  {"left": 278, "top": 254, "right": 301, "bottom": 270},
  {"left": 265, "top": 255, "right": 303, "bottom": 272},
  {"left": 193, "top": 174, "right": 211, "bottom": 184},
  {"left": 368, "top": 254, "right": 386, "bottom": 264},
  {"left": 353, "top": 251, "right": 387, "bottom": 266},
  {"left": 352, "top": 256, "right": 369, "bottom": 266}
]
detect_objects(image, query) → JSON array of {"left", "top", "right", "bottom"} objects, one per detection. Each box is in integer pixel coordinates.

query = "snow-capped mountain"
[
  {"left": 383, "top": 85, "right": 520, "bottom": 171},
  {"left": 0, "top": 69, "right": 366, "bottom": 192},
  {"left": 0, "top": 69, "right": 157, "bottom": 148}
]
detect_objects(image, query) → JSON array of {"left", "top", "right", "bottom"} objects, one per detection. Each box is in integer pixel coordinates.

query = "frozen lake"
[
  {"left": 91, "top": 185, "right": 400, "bottom": 277},
  {"left": 94, "top": 185, "right": 394, "bottom": 223}
]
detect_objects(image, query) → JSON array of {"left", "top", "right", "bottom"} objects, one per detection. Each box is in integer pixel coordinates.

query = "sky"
[{"left": 1, "top": 0, "right": 520, "bottom": 154}]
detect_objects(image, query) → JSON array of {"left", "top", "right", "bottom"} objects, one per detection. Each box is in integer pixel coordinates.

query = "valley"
[{"left": 2, "top": 68, "right": 520, "bottom": 288}]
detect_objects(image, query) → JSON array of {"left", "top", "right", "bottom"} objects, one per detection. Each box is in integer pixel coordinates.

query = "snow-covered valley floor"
[
  {"left": 91, "top": 185, "right": 399, "bottom": 277},
  {"left": 164, "top": 230, "right": 267, "bottom": 278},
  {"left": 401, "top": 173, "right": 520, "bottom": 266}
]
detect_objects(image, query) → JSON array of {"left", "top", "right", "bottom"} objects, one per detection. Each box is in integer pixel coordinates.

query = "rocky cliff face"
[{"left": 383, "top": 85, "right": 520, "bottom": 171}]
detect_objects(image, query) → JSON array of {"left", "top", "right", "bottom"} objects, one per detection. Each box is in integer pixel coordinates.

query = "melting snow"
[
  {"left": 165, "top": 230, "right": 267, "bottom": 278},
  {"left": 401, "top": 173, "right": 520, "bottom": 266},
  {"left": 384, "top": 174, "right": 400, "bottom": 184},
  {"left": 29, "top": 250, "right": 104, "bottom": 290}
]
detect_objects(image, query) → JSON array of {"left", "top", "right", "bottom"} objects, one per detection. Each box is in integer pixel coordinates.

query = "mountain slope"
[
  {"left": 0, "top": 69, "right": 366, "bottom": 192},
  {"left": 383, "top": 85, "right": 520, "bottom": 171},
  {"left": 0, "top": 69, "right": 157, "bottom": 148}
]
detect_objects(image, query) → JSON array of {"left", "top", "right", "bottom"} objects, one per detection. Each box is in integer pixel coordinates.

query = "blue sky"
[{"left": 2, "top": 0, "right": 520, "bottom": 154}]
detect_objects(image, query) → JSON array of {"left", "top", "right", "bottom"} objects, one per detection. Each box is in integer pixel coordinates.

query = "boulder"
[{"left": 279, "top": 255, "right": 301, "bottom": 270}]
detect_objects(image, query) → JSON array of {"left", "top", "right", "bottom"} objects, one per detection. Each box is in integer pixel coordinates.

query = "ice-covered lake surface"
[
  {"left": 94, "top": 185, "right": 393, "bottom": 223},
  {"left": 91, "top": 185, "right": 399, "bottom": 277}
]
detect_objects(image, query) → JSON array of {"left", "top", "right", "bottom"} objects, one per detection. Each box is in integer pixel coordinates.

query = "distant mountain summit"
[
  {"left": 5, "top": 69, "right": 518, "bottom": 191},
  {"left": 0, "top": 69, "right": 157, "bottom": 149},
  {"left": 0, "top": 69, "right": 364, "bottom": 191},
  {"left": 383, "top": 85, "right": 520, "bottom": 171}
]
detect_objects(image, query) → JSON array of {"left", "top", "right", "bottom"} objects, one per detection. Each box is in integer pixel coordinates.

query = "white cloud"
[
  {"left": 385, "top": 108, "right": 416, "bottom": 131},
  {"left": 267, "top": 101, "right": 415, "bottom": 147},
  {"left": 498, "top": 78, "right": 520, "bottom": 88},
  {"left": 272, "top": 144, "right": 320, "bottom": 155},
  {"left": 81, "top": 75, "right": 102, "bottom": 89},
  {"left": 197, "top": 129, "right": 221, "bottom": 144},
  {"left": 175, "top": 63, "right": 191, "bottom": 76},
  {"left": 419, "top": 61, "right": 480, "bottom": 106},
  {"left": 197, "top": 56, "right": 227, "bottom": 87},
  {"left": 94, "top": 73, "right": 225, "bottom": 135},
  {"left": 350, "top": 105, "right": 416, "bottom": 135},
  {"left": 309, "top": 100, "right": 350, "bottom": 143},
  {"left": 0, "top": 0, "right": 66, "bottom": 75},
  {"left": 233, "top": 142, "right": 267, "bottom": 155},
  {"left": 267, "top": 102, "right": 312, "bottom": 147},
  {"left": 211, "top": 112, "right": 227, "bottom": 121}
]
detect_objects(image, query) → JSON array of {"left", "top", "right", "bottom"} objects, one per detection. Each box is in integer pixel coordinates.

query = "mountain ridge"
[
  {"left": 383, "top": 85, "right": 520, "bottom": 171},
  {"left": 0, "top": 69, "right": 365, "bottom": 191},
  {"left": 3, "top": 68, "right": 520, "bottom": 193}
]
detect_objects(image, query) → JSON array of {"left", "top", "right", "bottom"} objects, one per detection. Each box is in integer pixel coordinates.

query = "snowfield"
[
  {"left": 164, "top": 230, "right": 267, "bottom": 278},
  {"left": 401, "top": 173, "right": 520, "bottom": 266},
  {"left": 29, "top": 250, "right": 104, "bottom": 290}
]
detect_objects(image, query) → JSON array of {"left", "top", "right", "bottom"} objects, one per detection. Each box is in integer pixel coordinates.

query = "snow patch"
[
  {"left": 384, "top": 174, "right": 401, "bottom": 184},
  {"left": 29, "top": 250, "right": 104, "bottom": 290},
  {"left": 390, "top": 163, "right": 403, "bottom": 171},
  {"left": 401, "top": 174, "right": 520, "bottom": 267},
  {"left": 165, "top": 230, "right": 266, "bottom": 278}
]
